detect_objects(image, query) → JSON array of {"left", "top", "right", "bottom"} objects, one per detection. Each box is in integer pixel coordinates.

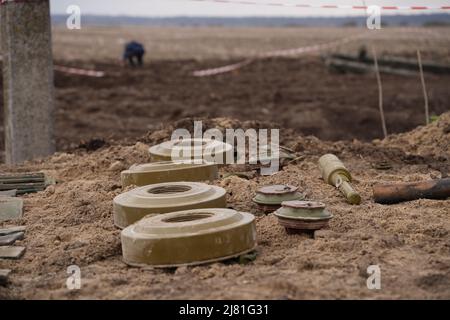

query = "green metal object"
[
  {"left": 0, "top": 246, "right": 26, "bottom": 259},
  {"left": 318, "top": 154, "right": 361, "bottom": 205},
  {"left": 0, "top": 196, "right": 23, "bottom": 222},
  {"left": 121, "top": 208, "right": 257, "bottom": 268},
  {"left": 149, "top": 138, "right": 232, "bottom": 163},
  {"left": 0, "top": 172, "right": 51, "bottom": 195},
  {"left": 0, "top": 269, "right": 11, "bottom": 286},
  {"left": 274, "top": 200, "right": 333, "bottom": 232},
  {"left": 253, "top": 184, "right": 304, "bottom": 213},
  {"left": 113, "top": 182, "right": 227, "bottom": 228},
  {"left": 121, "top": 161, "right": 219, "bottom": 187},
  {"left": 0, "top": 232, "right": 24, "bottom": 246},
  {"left": 0, "top": 226, "right": 26, "bottom": 236}
]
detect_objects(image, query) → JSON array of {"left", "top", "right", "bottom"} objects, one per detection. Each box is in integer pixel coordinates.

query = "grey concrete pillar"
[{"left": 1, "top": 0, "right": 55, "bottom": 164}]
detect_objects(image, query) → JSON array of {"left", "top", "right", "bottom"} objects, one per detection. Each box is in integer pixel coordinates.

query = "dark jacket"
[{"left": 123, "top": 41, "right": 145, "bottom": 59}]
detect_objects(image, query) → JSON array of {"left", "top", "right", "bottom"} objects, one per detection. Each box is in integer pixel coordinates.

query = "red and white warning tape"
[
  {"left": 53, "top": 65, "right": 105, "bottom": 78},
  {"left": 193, "top": 33, "right": 366, "bottom": 76},
  {"left": 193, "top": 59, "right": 254, "bottom": 77},
  {"left": 0, "top": 55, "right": 105, "bottom": 77},
  {"left": 190, "top": 0, "right": 450, "bottom": 11}
]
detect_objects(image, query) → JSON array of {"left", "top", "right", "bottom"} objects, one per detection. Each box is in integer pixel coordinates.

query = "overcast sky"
[{"left": 50, "top": 0, "right": 450, "bottom": 17}]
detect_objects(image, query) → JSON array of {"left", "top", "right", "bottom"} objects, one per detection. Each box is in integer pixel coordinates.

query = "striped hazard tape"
[
  {"left": 53, "top": 65, "right": 105, "bottom": 78},
  {"left": 189, "top": 0, "right": 450, "bottom": 11},
  {"left": 0, "top": 55, "right": 106, "bottom": 77},
  {"left": 193, "top": 33, "right": 366, "bottom": 77},
  {"left": 193, "top": 59, "right": 255, "bottom": 77}
]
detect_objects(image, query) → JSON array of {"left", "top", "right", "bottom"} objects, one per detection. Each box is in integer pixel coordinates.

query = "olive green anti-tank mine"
[
  {"left": 149, "top": 138, "right": 233, "bottom": 162},
  {"left": 274, "top": 200, "right": 333, "bottom": 232},
  {"left": 121, "top": 208, "right": 257, "bottom": 268},
  {"left": 252, "top": 184, "right": 304, "bottom": 213},
  {"left": 113, "top": 182, "right": 227, "bottom": 228},
  {"left": 121, "top": 161, "right": 219, "bottom": 187}
]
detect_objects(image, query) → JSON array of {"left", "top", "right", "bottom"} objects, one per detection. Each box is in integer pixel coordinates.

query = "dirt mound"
[
  {"left": 380, "top": 112, "right": 450, "bottom": 158},
  {"left": 3, "top": 56, "right": 450, "bottom": 160},
  {"left": 1, "top": 117, "right": 449, "bottom": 300}
]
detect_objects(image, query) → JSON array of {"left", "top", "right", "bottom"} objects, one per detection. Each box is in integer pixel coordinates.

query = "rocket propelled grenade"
[{"left": 318, "top": 154, "right": 361, "bottom": 205}]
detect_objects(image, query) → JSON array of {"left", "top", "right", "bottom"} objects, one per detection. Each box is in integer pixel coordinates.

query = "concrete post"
[{"left": 1, "top": 0, "right": 55, "bottom": 164}]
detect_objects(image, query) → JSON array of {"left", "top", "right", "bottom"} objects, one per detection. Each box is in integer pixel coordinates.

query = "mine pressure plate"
[
  {"left": 113, "top": 182, "right": 227, "bottom": 228},
  {"left": 121, "top": 208, "right": 257, "bottom": 268},
  {"left": 274, "top": 200, "right": 333, "bottom": 231},
  {"left": 252, "top": 184, "right": 304, "bottom": 213},
  {"left": 121, "top": 161, "right": 219, "bottom": 187},
  {"left": 148, "top": 138, "right": 233, "bottom": 163}
]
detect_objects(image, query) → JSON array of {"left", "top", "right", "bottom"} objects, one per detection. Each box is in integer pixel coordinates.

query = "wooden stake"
[
  {"left": 372, "top": 47, "right": 387, "bottom": 138},
  {"left": 417, "top": 50, "right": 430, "bottom": 125}
]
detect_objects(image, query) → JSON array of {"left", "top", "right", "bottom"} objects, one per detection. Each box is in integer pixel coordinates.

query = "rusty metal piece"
[
  {"left": 318, "top": 154, "right": 361, "bottom": 205},
  {"left": 371, "top": 160, "right": 392, "bottom": 170},
  {"left": 274, "top": 200, "right": 333, "bottom": 232},
  {"left": 121, "top": 161, "right": 219, "bottom": 187},
  {"left": 113, "top": 182, "right": 227, "bottom": 228},
  {"left": 149, "top": 138, "right": 232, "bottom": 163},
  {"left": 373, "top": 178, "right": 450, "bottom": 204},
  {"left": 121, "top": 208, "right": 257, "bottom": 268},
  {"left": 253, "top": 184, "right": 304, "bottom": 213}
]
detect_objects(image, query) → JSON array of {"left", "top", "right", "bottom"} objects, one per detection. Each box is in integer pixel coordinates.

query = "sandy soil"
[
  {"left": 0, "top": 114, "right": 449, "bottom": 300},
  {"left": 0, "top": 26, "right": 449, "bottom": 300}
]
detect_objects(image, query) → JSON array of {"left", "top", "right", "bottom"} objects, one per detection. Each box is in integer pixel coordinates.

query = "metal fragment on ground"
[
  {"left": 0, "top": 232, "right": 24, "bottom": 246},
  {"left": 0, "top": 269, "right": 11, "bottom": 286},
  {"left": 0, "top": 189, "right": 17, "bottom": 196},
  {"left": 149, "top": 138, "right": 232, "bottom": 163},
  {"left": 0, "top": 246, "right": 26, "bottom": 259},
  {"left": 121, "top": 161, "right": 219, "bottom": 187},
  {"left": 121, "top": 208, "right": 257, "bottom": 268},
  {"left": 274, "top": 200, "right": 333, "bottom": 232},
  {"left": 0, "top": 172, "right": 47, "bottom": 195},
  {"left": 113, "top": 181, "right": 227, "bottom": 228},
  {"left": 373, "top": 178, "right": 450, "bottom": 204},
  {"left": 0, "top": 226, "right": 26, "bottom": 236},
  {"left": 0, "top": 196, "right": 23, "bottom": 222},
  {"left": 253, "top": 184, "right": 304, "bottom": 213}
]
